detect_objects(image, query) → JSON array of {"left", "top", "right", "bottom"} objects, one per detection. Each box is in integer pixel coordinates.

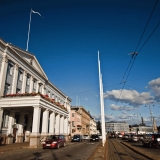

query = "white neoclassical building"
[
  {"left": 105, "top": 121, "right": 129, "bottom": 133},
  {"left": 0, "top": 38, "right": 71, "bottom": 147}
]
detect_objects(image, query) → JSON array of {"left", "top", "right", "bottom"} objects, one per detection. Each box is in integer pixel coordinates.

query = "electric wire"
[
  {"left": 134, "top": 0, "right": 159, "bottom": 52},
  {"left": 111, "top": 0, "right": 159, "bottom": 116},
  {"left": 138, "top": 21, "right": 160, "bottom": 53}
]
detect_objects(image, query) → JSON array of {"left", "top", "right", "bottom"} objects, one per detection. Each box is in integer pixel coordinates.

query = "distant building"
[
  {"left": 90, "top": 116, "right": 97, "bottom": 135},
  {"left": 105, "top": 121, "right": 129, "bottom": 133},
  {"left": 131, "top": 126, "right": 154, "bottom": 134},
  {"left": 70, "top": 107, "right": 82, "bottom": 136},
  {"left": 70, "top": 106, "right": 97, "bottom": 136}
]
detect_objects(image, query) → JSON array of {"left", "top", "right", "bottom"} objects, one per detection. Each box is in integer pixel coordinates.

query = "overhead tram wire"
[
  {"left": 134, "top": 0, "right": 159, "bottom": 52},
  {"left": 111, "top": 0, "right": 159, "bottom": 116},
  {"left": 69, "top": 83, "right": 121, "bottom": 96},
  {"left": 138, "top": 21, "right": 160, "bottom": 53}
]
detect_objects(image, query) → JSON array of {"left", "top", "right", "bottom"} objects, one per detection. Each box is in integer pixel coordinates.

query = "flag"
[{"left": 31, "top": 9, "right": 43, "bottom": 18}]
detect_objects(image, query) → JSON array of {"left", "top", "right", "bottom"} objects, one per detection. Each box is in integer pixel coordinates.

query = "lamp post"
[
  {"left": 145, "top": 104, "right": 154, "bottom": 133},
  {"left": 134, "top": 112, "right": 141, "bottom": 134}
]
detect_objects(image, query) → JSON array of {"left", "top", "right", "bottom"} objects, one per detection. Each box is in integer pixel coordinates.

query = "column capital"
[
  {"left": 49, "top": 110, "right": 55, "bottom": 114},
  {"left": 15, "top": 64, "right": 19, "bottom": 70},
  {"left": 33, "top": 105, "right": 42, "bottom": 109},
  {"left": 2, "top": 55, "right": 8, "bottom": 63},
  {"left": 23, "top": 70, "right": 27, "bottom": 76}
]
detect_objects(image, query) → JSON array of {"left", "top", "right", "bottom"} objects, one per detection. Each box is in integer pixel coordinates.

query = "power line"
[
  {"left": 111, "top": 0, "right": 159, "bottom": 116},
  {"left": 134, "top": 0, "right": 159, "bottom": 52},
  {"left": 138, "top": 21, "right": 160, "bottom": 53}
]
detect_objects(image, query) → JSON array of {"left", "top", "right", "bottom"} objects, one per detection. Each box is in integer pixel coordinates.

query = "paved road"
[{"left": 0, "top": 140, "right": 100, "bottom": 160}]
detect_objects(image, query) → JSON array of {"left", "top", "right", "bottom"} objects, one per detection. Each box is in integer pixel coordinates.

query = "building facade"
[
  {"left": 0, "top": 38, "right": 71, "bottom": 147},
  {"left": 105, "top": 121, "right": 129, "bottom": 133},
  {"left": 79, "top": 107, "right": 90, "bottom": 135},
  {"left": 90, "top": 116, "right": 97, "bottom": 135},
  {"left": 70, "top": 106, "right": 96, "bottom": 136},
  {"left": 70, "top": 107, "right": 82, "bottom": 137}
]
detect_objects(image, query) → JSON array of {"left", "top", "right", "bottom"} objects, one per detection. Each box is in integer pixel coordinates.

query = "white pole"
[
  {"left": 98, "top": 51, "right": 106, "bottom": 147},
  {"left": 26, "top": 9, "right": 32, "bottom": 51},
  {"left": 101, "top": 75, "right": 106, "bottom": 143}
]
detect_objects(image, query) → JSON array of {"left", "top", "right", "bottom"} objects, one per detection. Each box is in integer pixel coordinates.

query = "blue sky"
[{"left": 1, "top": 0, "right": 160, "bottom": 126}]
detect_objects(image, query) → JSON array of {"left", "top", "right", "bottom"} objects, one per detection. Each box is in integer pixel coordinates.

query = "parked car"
[
  {"left": 98, "top": 134, "right": 102, "bottom": 139},
  {"left": 83, "top": 134, "right": 89, "bottom": 140},
  {"left": 72, "top": 134, "right": 83, "bottom": 142},
  {"left": 90, "top": 134, "right": 100, "bottom": 141},
  {"left": 137, "top": 134, "right": 144, "bottom": 144},
  {"left": 142, "top": 134, "right": 160, "bottom": 148},
  {"left": 110, "top": 133, "right": 116, "bottom": 138},
  {"left": 117, "top": 133, "right": 123, "bottom": 138},
  {"left": 42, "top": 135, "right": 66, "bottom": 149},
  {"left": 122, "top": 134, "right": 130, "bottom": 140},
  {"left": 128, "top": 134, "right": 138, "bottom": 142}
]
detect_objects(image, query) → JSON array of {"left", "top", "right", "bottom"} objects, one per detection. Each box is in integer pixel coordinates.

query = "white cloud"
[
  {"left": 92, "top": 114, "right": 115, "bottom": 121},
  {"left": 121, "top": 111, "right": 127, "bottom": 114},
  {"left": 104, "top": 89, "right": 154, "bottom": 107},
  {"left": 148, "top": 77, "right": 160, "bottom": 102},
  {"left": 85, "top": 98, "right": 88, "bottom": 101},
  {"left": 110, "top": 104, "right": 135, "bottom": 111}
]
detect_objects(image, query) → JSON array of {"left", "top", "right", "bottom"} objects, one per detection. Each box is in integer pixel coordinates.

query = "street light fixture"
[{"left": 145, "top": 104, "right": 154, "bottom": 133}]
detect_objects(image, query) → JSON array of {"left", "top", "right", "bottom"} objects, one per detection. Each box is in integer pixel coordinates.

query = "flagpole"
[
  {"left": 26, "top": 9, "right": 32, "bottom": 51},
  {"left": 98, "top": 51, "right": 106, "bottom": 147}
]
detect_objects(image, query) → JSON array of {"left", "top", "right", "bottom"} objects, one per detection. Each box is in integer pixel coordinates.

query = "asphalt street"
[{"left": 0, "top": 140, "right": 100, "bottom": 160}]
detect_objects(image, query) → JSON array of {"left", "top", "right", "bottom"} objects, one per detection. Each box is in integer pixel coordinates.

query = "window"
[
  {"left": 2, "top": 113, "right": 9, "bottom": 128},
  {"left": 38, "top": 84, "right": 42, "bottom": 93},
  {"left": 72, "top": 113, "right": 74, "bottom": 117},
  {"left": 72, "top": 121, "right": 75, "bottom": 127},
  {"left": 4, "top": 83, "right": 10, "bottom": 95},
  {"left": 8, "top": 63, "right": 13, "bottom": 75},
  {"left": 15, "top": 114, "right": 20, "bottom": 123},
  {"left": 48, "top": 91, "right": 50, "bottom": 97},
  {"left": 26, "top": 75, "right": 30, "bottom": 85},
  {"left": 33, "top": 79, "right": 37, "bottom": 89},
  {"left": 18, "top": 70, "right": 23, "bottom": 81}
]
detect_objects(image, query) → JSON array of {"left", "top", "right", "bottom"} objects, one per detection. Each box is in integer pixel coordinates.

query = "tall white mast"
[{"left": 98, "top": 51, "right": 106, "bottom": 146}]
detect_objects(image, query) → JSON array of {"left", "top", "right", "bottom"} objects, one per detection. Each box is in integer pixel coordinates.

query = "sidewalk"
[
  {"left": 88, "top": 139, "right": 108, "bottom": 160},
  {"left": 0, "top": 142, "right": 31, "bottom": 153}
]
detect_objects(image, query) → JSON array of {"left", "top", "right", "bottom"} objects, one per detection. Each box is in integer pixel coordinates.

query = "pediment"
[{"left": 10, "top": 45, "right": 48, "bottom": 79}]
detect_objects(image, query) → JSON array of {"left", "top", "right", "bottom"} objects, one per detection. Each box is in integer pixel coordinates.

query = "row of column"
[
  {"left": 0, "top": 106, "right": 69, "bottom": 146},
  {"left": 30, "top": 106, "right": 69, "bottom": 147},
  {"left": 32, "top": 106, "right": 68, "bottom": 136}
]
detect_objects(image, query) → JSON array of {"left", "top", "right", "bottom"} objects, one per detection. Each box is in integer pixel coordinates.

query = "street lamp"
[
  {"left": 134, "top": 113, "right": 141, "bottom": 134},
  {"left": 145, "top": 104, "right": 154, "bottom": 133}
]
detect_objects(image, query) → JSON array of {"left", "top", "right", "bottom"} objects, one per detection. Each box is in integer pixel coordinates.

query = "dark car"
[
  {"left": 122, "top": 134, "right": 130, "bottom": 140},
  {"left": 42, "top": 135, "right": 66, "bottom": 149},
  {"left": 71, "top": 134, "right": 83, "bottom": 142},
  {"left": 90, "top": 134, "right": 99, "bottom": 141},
  {"left": 142, "top": 134, "right": 160, "bottom": 148},
  {"left": 137, "top": 134, "right": 144, "bottom": 144}
]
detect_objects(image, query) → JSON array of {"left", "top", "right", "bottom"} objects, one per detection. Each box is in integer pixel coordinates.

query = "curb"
[
  {"left": 87, "top": 142, "right": 102, "bottom": 160},
  {"left": 88, "top": 140, "right": 107, "bottom": 160}
]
